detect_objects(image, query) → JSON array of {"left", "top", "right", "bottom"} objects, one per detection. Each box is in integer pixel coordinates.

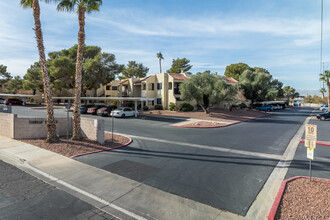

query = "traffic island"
[
  {"left": 20, "top": 132, "right": 132, "bottom": 158},
  {"left": 269, "top": 176, "right": 330, "bottom": 220}
]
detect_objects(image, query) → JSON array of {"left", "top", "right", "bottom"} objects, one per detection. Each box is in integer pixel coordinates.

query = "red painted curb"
[
  {"left": 299, "top": 140, "right": 330, "bottom": 147},
  {"left": 268, "top": 176, "right": 330, "bottom": 220},
  {"left": 70, "top": 133, "right": 132, "bottom": 159}
]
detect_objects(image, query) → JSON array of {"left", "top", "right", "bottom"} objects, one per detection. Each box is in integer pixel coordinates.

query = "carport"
[
  {"left": 0, "top": 93, "right": 34, "bottom": 105},
  {"left": 52, "top": 97, "right": 154, "bottom": 117}
]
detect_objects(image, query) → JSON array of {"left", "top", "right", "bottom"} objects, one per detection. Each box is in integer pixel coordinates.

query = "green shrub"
[
  {"left": 155, "top": 104, "right": 163, "bottom": 110},
  {"left": 169, "top": 102, "right": 176, "bottom": 111},
  {"left": 240, "top": 103, "right": 248, "bottom": 109},
  {"left": 181, "top": 103, "right": 194, "bottom": 112},
  {"left": 143, "top": 105, "right": 149, "bottom": 111},
  {"left": 127, "top": 102, "right": 134, "bottom": 108}
]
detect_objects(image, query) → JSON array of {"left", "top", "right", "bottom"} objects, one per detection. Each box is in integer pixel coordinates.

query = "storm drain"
[{"left": 102, "top": 159, "right": 161, "bottom": 182}]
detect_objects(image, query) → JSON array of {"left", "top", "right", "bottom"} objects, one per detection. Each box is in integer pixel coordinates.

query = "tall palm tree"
[
  {"left": 320, "top": 70, "right": 330, "bottom": 107},
  {"left": 157, "top": 52, "right": 164, "bottom": 73},
  {"left": 20, "top": 0, "right": 58, "bottom": 143},
  {"left": 320, "top": 87, "right": 326, "bottom": 102},
  {"left": 56, "top": 0, "right": 102, "bottom": 140}
]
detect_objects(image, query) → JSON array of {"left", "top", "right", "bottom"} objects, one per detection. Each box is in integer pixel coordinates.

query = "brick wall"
[
  {"left": 81, "top": 117, "right": 104, "bottom": 144},
  {"left": 14, "top": 117, "right": 72, "bottom": 139},
  {"left": 0, "top": 113, "right": 14, "bottom": 138}
]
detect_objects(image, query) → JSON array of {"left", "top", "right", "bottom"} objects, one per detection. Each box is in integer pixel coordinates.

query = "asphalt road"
[
  {"left": 10, "top": 106, "right": 319, "bottom": 216},
  {"left": 0, "top": 160, "right": 119, "bottom": 220}
]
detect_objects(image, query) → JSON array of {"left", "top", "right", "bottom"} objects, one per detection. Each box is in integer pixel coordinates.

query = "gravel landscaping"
[
  {"left": 275, "top": 178, "right": 330, "bottom": 220},
  {"left": 20, "top": 132, "right": 131, "bottom": 158}
]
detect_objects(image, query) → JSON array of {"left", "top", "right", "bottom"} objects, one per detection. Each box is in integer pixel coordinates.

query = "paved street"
[
  {"left": 9, "top": 105, "right": 328, "bottom": 217},
  {"left": 0, "top": 160, "right": 119, "bottom": 220}
]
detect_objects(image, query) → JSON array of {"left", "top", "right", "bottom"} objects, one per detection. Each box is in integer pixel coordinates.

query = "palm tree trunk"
[
  {"left": 32, "top": 0, "right": 57, "bottom": 143},
  {"left": 327, "top": 82, "right": 330, "bottom": 108},
  {"left": 72, "top": 5, "right": 85, "bottom": 140},
  {"left": 159, "top": 59, "right": 162, "bottom": 73}
]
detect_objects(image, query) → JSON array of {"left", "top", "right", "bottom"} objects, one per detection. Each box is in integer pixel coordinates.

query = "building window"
[
  {"left": 149, "top": 83, "right": 154, "bottom": 90},
  {"left": 168, "top": 82, "right": 172, "bottom": 90},
  {"left": 175, "top": 97, "right": 182, "bottom": 101},
  {"left": 151, "top": 100, "right": 154, "bottom": 106},
  {"left": 142, "top": 83, "right": 146, "bottom": 90},
  {"left": 106, "top": 86, "right": 110, "bottom": 90},
  {"left": 112, "top": 86, "right": 118, "bottom": 90},
  {"left": 157, "top": 98, "right": 162, "bottom": 105},
  {"left": 157, "top": 83, "right": 162, "bottom": 90}
]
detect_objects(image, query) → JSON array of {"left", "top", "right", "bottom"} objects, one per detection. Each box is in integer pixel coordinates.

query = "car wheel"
[
  {"left": 267, "top": 109, "right": 271, "bottom": 112},
  {"left": 121, "top": 114, "right": 125, "bottom": 118},
  {"left": 320, "top": 116, "right": 326, "bottom": 121}
]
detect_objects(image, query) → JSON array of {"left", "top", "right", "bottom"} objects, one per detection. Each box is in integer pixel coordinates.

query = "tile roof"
[
  {"left": 119, "top": 79, "right": 129, "bottom": 84},
  {"left": 169, "top": 74, "right": 186, "bottom": 80},
  {"left": 224, "top": 77, "right": 238, "bottom": 84},
  {"left": 134, "top": 76, "right": 150, "bottom": 84}
]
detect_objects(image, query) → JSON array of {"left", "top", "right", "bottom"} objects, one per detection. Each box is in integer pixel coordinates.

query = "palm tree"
[
  {"left": 320, "top": 87, "right": 326, "bottom": 102},
  {"left": 320, "top": 70, "right": 330, "bottom": 107},
  {"left": 157, "top": 52, "right": 164, "bottom": 73},
  {"left": 56, "top": 0, "right": 102, "bottom": 140},
  {"left": 20, "top": 0, "right": 58, "bottom": 143}
]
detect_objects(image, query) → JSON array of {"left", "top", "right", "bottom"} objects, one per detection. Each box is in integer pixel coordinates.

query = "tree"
[
  {"left": 320, "top": 70, "right": 330, "bottom": 107},
  {"left": 6, "top": 76, "right": 23, "bottom": 94},
  {"left": 167, "top": 58, "right": 192, "bottom": 74},
  {"left": 157, "top": 52, "right": 164, "bottom": 73},
  {"left": 239, "top": 69, "right": 278, "bottom": 107},
  {"left": 120, "top": 61, "right": 149, "bottom": 79},
  {"left": 180, "top": 71, "right": 237, "bottom": 113},
  {"left": 20, "top": 0, "right": 58, "bottom": 143},
  {"left": 23, "top": 62, "right": 44, "bottom": 93},
  {"left": 270, "top": 79, "right": 284, "bottom": 98},
  {"left": 0, "top": 64, "right": 12, "bottom": 84},
  {"left": 224, "top": 63, "right": 251, "bottom": 81},
  {"left": 283, "top": 86, "right": 299, "bottom": 102},
  {"left": 56, "top": 0, "right": 102, "bottom": 140},
  {"left": 320, "top": 87, "right": 326, "bottom": 102}
]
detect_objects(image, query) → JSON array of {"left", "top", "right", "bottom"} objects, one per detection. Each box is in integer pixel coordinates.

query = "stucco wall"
[
  {"left": 0, "top": 113, "right": 14, "bottom": 138},
  {"left": 80, "top": 117, "right": 104, "bottom": 144}
]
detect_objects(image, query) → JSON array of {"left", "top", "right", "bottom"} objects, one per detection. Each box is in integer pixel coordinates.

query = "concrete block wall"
[
  {"left": 14, "top": 117, "right": 71, "bottom": 139},
  {"left": 81, "top": 117, "right": 104, "bottom": 144},
  {"left": 0, "top": 113, "right": 15, "bottom": 138}
]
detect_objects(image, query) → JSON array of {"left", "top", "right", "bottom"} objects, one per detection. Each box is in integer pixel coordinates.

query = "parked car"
[
  {"left": 80, "top": 104, "right": 94, "bottom": 114},
  {"left": 110, "top": 107, "right": 137, "bottom": 118},
  {"left": 316, "top": 111, "right": 330, "bottom": 121},
  {"left": 0, "top": 98, "right": 4, "bottom": 104},
  {"left": 256, "top": 105, "right": 273, "bottom": 112},
  {"left": 87, "top": 105, "right": 105, "bottom": 115},
  {"left": 4, "top": 98, "right": 23, "bottom": 105},
  {"left": 320, "top": 104, "right": 328, "bottom": 112},
  {"left": 97, "top": 105, "right": 117, "bottom": 117},
  {"left": 271, "top": 105, "right": 283, "bottom": 110}
]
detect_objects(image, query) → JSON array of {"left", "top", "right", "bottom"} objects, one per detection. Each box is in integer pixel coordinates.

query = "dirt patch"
[
  {"left": 172, "top": 121, "right": 231, "bottom": 128},
  {"left": 142, "top": 109, "right": 266, "bottom": 124},
  {"left": 20, "top": 132, "right": 130, "bottom": 158},
  {"left": 275, "top": 178, "right": 330, "bottom": 220}
]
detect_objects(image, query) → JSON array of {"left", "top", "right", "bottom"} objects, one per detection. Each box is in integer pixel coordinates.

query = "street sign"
[
  {"left": 307, "top": 147, "right": 314, "bottom": 160},
  {"left": 305, "top": 124, "right": 317, "bottom": 140},
  {"left": 304, "top": 139, "right": 316, "bottom": 149}
]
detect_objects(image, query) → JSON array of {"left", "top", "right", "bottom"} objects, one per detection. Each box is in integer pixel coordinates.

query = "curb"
[
  {"left": 268, "top": 176, "right": 330, "bottom": 220},
  {"left": 70, "top": 133, "right": 132, "bottom": 159},
  {"left": 169, "top": 114, "right": 267, "bottom": 129},
  {"left": 299, "top": 140, "right": 330, "bottom": 147}
]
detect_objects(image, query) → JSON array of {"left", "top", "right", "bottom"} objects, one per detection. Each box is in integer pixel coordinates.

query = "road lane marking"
[
  {"left": 116, "top": 133, "right": 282, "bottom": 160},
  {"left": 246, "top": 110, "right": 315, "bottom": 220}
]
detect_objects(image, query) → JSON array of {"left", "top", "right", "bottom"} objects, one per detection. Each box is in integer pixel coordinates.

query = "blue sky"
[{"left": 0, "top": 0, "right": 329, "bottom": 94}]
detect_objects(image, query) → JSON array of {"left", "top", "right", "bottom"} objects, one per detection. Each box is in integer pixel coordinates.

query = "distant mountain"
[{"left": 296, "top": 89, "right": 321, "bottom": 97}]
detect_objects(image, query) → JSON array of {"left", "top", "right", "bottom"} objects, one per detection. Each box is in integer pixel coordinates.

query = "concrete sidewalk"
[{"left": 0, "top": 135, "right": 244, "bottom": 220}]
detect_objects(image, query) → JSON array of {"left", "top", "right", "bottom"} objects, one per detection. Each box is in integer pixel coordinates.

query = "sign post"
[{"left": 305, "top": 124, "right": 317, "bottom": 182}]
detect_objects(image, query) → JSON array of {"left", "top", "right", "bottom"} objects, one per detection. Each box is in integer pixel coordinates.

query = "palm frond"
[
  {"left": 20, "top": 0, "right": 33, "bottom": 8},
  {"left": 56, "top": 0, "right": 75, "bottom": 12}
]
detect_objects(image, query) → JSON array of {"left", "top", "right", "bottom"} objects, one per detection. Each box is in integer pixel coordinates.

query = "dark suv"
[{"left": 4, "top": 98, "right": 23, "bottom": 105}]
